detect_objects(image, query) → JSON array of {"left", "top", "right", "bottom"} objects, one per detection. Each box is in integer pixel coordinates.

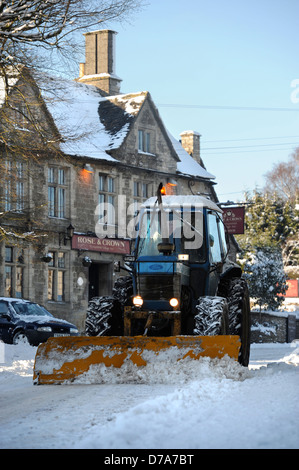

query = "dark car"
[{"left": 0, "top": 297, "right": 79, "bottom": 346}]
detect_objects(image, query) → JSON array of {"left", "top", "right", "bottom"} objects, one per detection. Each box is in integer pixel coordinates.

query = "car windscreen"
[{"left": 11, "top": 302, "right": 53, "bottom": 317}]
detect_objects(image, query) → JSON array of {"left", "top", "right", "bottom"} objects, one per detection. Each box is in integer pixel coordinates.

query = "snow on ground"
[{"left": 0, "top": 340, "right": 298, "bottom": 449}]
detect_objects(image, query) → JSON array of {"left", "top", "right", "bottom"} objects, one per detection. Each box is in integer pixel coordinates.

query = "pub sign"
[{"left": 222, "top": 206, "right": 245, "bottom": 235}]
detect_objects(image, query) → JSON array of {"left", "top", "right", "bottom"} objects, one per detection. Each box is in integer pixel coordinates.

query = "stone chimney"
[
  {"left": 180, "top": 130, "right": 205, "bottom": 167},
  {"left": 77, "top": 30, "right": 122, "bottom": 96}
]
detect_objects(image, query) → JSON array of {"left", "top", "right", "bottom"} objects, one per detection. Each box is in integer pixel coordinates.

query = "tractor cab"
[{"left": 132, "top": 194, "right": 229, "bottom": 327}]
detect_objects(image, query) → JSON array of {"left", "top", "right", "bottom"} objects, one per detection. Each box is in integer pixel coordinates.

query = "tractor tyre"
[
  {"left": 218, "top": 277, "right": 251, "bottom": 366},
  {"left": 85, "top": 296, "right": 123, "bottom": 336},
  {"left": 193, "top": 296, "right": 229, "bottom": 336},
  {"left": 112, "top": 275, "right": 133, "bottom": 306}
]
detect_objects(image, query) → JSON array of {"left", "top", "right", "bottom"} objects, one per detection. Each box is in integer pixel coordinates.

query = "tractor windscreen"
[{"left": 137, "top": 207, "right": 206, "bottom": 262}]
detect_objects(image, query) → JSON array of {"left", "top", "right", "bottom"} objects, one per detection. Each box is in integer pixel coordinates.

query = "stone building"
[{"left": 0, "top": 30, "right": 230, "bottom": 331}]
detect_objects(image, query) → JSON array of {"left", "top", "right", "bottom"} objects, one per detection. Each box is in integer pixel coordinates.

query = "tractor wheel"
[
  {"left": 218, "top": 277, "right": 251, "bottom": 366},
  {"left": 194, "top": 296, "right": 229, "bottom": 336},
  {"left": 112, "top": 275, "right": 133, "bottom": 306},
  {"left": 85, "top": 296, "right": 123, "bottom": 336}
]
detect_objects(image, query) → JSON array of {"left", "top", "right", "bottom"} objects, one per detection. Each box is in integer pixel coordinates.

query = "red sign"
[
  {"left": 222, "top": 207, "right": 245, "bottom": 234},
  {"left": 72, "top": 235, "right": 130, "bottom": 254},
  {"left": 285, "top": 280, "right": 299, "bottom": 298}
]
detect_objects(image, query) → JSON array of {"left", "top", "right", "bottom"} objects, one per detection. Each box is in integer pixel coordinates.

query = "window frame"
[
  {"left": 207, "top": 211, "right": 225, "bottom": 264},
  {"left": 3, "top": 160, "right": 25, "bottom": 212},
  {"left": 98, "top": 174, "right": 117, "bottom": 226},
  {"left": 4, "top": 246, "right": 24, "bottom": 298},
  {"left": 133, "top": 181, "right": 151, "bottom": 213},
  {"left": 47, "top": 251, "right": 67, "bottom": 302},
  {"left": 47, "top": 166, "right": 68, "bottom": 219},
  {"left": 138, "top": 129, "right": 152, "bottom": 154}
]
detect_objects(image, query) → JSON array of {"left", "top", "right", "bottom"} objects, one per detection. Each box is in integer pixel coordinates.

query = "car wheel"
[{"left": 13, "top": 331, "right": 29, "bottom": 345}]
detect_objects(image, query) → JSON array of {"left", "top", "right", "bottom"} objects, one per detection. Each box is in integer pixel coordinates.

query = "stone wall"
[{"left": 250, "top": 311, "right": 299, "bottom": 343}]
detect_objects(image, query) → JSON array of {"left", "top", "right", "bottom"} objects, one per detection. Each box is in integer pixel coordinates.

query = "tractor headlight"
[
  {"left": 169, "top": 298, "right": 179, "bottom": 308},
  {"left": 133, "top": 295, "right": 143, "bottom": 307}
]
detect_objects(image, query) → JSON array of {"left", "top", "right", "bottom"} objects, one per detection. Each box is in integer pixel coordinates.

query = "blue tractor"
[
  {"left": 34, "top": 186, "right": 250, "bottom": 385},
  {"left": 86, "top": 185, "right": 250, "bottom": 367}
]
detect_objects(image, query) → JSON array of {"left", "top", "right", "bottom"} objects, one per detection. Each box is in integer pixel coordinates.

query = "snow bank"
[
  {"left": 76, "top": 345, "right": 299, "bottom": 449},
  {"left": 0, "top": 342, "right": 36, "bottom": 390},
  {"left": 0, "top": 341, "right": 298, "bottom": 449},
  {"left": 72, "top": 351, "right": 248, "bottom": 385}
]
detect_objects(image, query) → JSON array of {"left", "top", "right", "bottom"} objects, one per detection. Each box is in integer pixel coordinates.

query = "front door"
[{"left": 88, "top": 262, "right": 112, "bottom": 300}]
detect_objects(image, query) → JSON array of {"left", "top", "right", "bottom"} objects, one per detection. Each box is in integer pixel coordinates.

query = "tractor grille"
[{"left": 138, "top": 274, "right": 180, "bottom": 301}]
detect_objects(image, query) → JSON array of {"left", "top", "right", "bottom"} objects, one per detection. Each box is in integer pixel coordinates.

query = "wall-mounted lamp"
[
  {"left": 83, "top": 163, "right": 93, "bottom": 173},
  {"left": 59, "top": 223, "right": 75, "bottom": 246}
]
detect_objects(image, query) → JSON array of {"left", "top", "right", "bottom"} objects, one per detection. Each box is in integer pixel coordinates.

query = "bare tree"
[
  {"left": 0, "top": 0, "right": 144, "bottom": 77},
  {"left": 0, "top": 0, "right": 145, "bottom": 242},
  {"left": 0, "top": 0, "right": 145, "bottom": 151},
  {"left": 264, "top": 149, "right": 299, "bottom": 202}
]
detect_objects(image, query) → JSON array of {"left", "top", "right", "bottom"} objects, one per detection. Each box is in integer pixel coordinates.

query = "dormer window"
[{"left": 138, "top": 130, "right": 151, "bottom": 153}]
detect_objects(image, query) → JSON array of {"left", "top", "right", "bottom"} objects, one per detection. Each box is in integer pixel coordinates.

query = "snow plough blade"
[{"left": 33, "top": 335, "right": 241, "bottom": 384}]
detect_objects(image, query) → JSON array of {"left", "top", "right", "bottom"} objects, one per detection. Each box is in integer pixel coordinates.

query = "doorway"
[{"left": 88, "top": 262, "right": 112, "bottom": 300}]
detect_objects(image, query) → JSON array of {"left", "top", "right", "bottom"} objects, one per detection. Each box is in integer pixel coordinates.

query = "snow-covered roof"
[
  {"left": 141, "top": 195, "right": 221, "bottom": 212},
  {"left": 1, "top": 69, "right": 215, "bottom": 181},
  {"left": 37, "top": 74, "right": 123, "bottom": 161},
  {"left": 167, "top": 131, "right": 215, "bottom": 180},
  {"left": 34, "top": 72, "right": 149, "bottom": 162}
]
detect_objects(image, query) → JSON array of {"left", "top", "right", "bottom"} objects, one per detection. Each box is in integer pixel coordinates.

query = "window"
[
  {"left": 98, "top": 175, "right": 116, "bottom": 225},
  {"left": 179, "top": 211, "right": 205, "bottom": 263},
  {"left": 207, "top": 212, "right": 222, "bottom": 263},
  {"left": 5, "top": 265, "right": 12, "bottom": 297},
  {"left": 3, "top": 160, "right": 25, "bottom": 212},
  {"left": 138, "top": 130, "right": 151, "bottom": 153},
  {"left": 142, "top": 183, "right": 148, "bottom": 199},
  {"left": 133, "top": 182, "right": 139, "bottom": 198},
  {"left": 133, "top": 181, "right": 150, "bottom": 203},
  {"left": 4, "top": 247, "right": 24, "bottom": 298},
  {"left": 16, "top": 102, "right": 30, "bottom": 126},
  {"left": 48, "top": 251, "right": 66, "bottom": 301},
  {"left": 133, "top": 181, "right": 151, "bottom": 214},
  {"left": 16, "top": 162, "right": 24, "bottom": 211},
  {"left": 218, "top": 218, "right": 228, "bottom": 259},
  {"left": 48, "top": 167, "right": 68, "bottom": 218},
  {"left": 4, "top": 161, "right": 12, "bottom": 212}
]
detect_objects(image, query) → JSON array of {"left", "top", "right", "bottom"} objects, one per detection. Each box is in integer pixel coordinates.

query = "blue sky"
[{"left": 82, "top": 0, "right": 299, "bottom": 201}]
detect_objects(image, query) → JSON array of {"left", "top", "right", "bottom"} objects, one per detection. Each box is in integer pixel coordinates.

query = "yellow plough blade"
[{"left": 33, "top": 335, "right": 240, "bottom": 385}]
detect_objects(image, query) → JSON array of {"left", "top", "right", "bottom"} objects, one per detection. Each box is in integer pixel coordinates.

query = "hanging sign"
[{"left": 222, "top": 206, "right": 245, "bottom": 234}]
